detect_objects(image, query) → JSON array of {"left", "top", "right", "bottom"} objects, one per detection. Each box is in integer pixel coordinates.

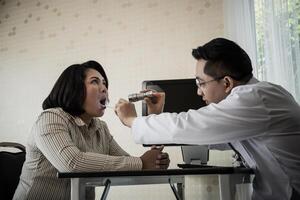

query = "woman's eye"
[{"left": 91, "top": 79, "right": 99, "bottom": 84}]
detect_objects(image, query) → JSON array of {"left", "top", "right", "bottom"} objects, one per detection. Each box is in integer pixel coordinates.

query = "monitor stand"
[{"left": 179, "top": 145, "right": 210, "bottom": 168}]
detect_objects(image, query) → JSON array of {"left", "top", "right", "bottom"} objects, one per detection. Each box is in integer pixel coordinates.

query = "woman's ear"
[{"left": 223, "top": 76, "right": 235, "bottom": 93}]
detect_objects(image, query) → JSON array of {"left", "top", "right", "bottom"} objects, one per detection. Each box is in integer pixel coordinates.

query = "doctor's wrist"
[{"left": 125, "top": 116, "right": 136, "bottom": 128}]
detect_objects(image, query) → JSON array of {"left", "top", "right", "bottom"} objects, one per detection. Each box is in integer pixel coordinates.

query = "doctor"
[{"left": 115, "top": 38, "right": 300, "bottom": 200}]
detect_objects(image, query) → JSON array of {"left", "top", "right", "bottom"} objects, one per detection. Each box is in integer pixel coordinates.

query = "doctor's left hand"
[{"left": 115, "top": 98, "right": 137, "bottom": 127}]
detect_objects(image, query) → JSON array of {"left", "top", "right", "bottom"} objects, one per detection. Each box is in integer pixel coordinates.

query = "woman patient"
[{"left": 13, "top": 60, "right": 170, "bottom": 200}]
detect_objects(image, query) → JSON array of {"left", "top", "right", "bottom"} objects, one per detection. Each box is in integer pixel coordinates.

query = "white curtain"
[
  {"left": 223, "top": 0, "right": 258, "bottom": 76},
  {"left": 255, "top": 0, "right": 300, "bottom": 103},
  {"left": 223, "top": 0, "right": 300, "bottom": 103}
]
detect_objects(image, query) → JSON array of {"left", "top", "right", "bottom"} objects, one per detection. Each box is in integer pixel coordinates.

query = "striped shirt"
[{"left": 13, "top": 108, "right": 142, "bottom": 200}]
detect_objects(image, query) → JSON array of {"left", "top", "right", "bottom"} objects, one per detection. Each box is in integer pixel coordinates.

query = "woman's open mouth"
[{"left": 98, "top": 98, "right": 107, "bottom": 109}]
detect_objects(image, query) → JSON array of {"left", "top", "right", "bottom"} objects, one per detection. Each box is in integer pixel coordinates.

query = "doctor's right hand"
[
  {"left": 115, "top": 98, "right": 137, "bottom": 127},
  {"left": 144, "top": 91, "right": 165, "bottom": 114}
]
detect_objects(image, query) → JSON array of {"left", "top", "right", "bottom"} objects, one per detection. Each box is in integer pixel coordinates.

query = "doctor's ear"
[{"left": 223, "top": 76, "right": 234, "bottom": 93}]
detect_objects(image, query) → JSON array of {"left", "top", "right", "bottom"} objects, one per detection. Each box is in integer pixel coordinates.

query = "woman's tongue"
[{"left": 98, "top": 100, "right": 106, "bottom": 109}]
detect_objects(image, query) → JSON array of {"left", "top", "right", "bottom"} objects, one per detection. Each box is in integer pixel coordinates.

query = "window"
[{"left": 254, "top": 0, "right": 300, "bottom": 102}]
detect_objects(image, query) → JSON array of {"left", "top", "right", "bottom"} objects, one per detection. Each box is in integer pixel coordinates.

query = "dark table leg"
[
  {"left": 169, "top": 178, "right": 183, "bottom": 200},
  {"left": 100, "top": 179, "right": 111, "bottom": 200}
]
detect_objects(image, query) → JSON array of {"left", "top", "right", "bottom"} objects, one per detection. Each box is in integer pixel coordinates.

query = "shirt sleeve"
[
  {"left": 34, "top": 110, "right": 142, "bottom": 172},
  {"left": 132, "top": 86, "right": 270, "bottom": 145},
  {"left": 100, "top": 122, "right": 135, "bottom": 156}
]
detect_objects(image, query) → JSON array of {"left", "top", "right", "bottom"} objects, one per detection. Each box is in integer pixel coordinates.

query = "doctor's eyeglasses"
[{"left": 195, "top": 76, "right": 225, "bottom": 89}]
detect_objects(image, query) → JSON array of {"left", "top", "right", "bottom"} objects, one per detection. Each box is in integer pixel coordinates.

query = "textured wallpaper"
[{"left": 0, "top": 0, "right": 233, "bottom": 199}]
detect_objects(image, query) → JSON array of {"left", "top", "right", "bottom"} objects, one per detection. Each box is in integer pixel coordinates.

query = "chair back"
[{"left": 0, "top": 142, "right": 26, "bottom": 200}]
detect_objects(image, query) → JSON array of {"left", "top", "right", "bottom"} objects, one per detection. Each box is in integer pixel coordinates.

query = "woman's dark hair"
[
  {"left": 192, "top": 38, "right": 253, "bottom": 83},
  {"left": 42, "top": 60, "right": 108, "bottom": 116}
]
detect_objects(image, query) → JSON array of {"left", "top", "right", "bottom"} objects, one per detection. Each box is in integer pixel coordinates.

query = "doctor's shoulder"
[{"left": 232, "top": 80, "right": 297, "bottom": 107}]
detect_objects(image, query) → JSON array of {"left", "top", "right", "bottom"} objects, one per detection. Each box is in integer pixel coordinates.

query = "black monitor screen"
[
  {"left": 142, "top": 78, "right": 207, "bottom": 146},
  {"left": 142, "top": 78, "right": 206, "bottom": 116}
]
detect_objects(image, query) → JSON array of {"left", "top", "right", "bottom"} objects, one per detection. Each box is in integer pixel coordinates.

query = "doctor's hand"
[
  {"left": 115, "top": 98, "right": 137, "bottom": 127},
  {"left": 144, "top": 91, "right": 165, "bottom": 114}
]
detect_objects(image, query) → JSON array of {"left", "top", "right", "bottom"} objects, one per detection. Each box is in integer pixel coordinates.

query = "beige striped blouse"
[{"left": 13, "top": 108, "right": 142, "bottom": 200}]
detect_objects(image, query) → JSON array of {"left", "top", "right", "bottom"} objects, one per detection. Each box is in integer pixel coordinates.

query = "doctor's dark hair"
[
  {"left": 192, "top": 38, "right": 253, "bottom": 83},
  {"left": 42, "top": 60, "right": 108, "bottom": 116}
]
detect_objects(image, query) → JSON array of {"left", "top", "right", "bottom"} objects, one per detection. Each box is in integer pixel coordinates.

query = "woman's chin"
[{"left": 96, "top": 109, "right": 105, "bottom": 117}]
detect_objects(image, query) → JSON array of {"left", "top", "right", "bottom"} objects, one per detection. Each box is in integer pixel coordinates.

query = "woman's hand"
[
  {"left": 115, "top": 99, "right": 137, "bottom": 127},
  {"left": 140, "top": 146, "right": 170, "bottom": 170}
]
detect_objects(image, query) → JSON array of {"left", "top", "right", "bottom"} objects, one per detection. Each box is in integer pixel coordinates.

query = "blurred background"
[{"left": 1, "top": 0, "right": 299, "bottom": 199}]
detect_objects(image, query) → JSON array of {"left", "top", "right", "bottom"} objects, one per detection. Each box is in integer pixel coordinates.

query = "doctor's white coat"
[{"left": 132, "top": 77, "right": 300, "bottom": 200}]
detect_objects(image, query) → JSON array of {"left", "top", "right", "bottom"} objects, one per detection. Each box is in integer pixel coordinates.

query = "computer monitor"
[
  {"left": 142, "top": 78, "right": 209, "bottom": 165},
  {"left": 142, "top": 78, "right": 206, "bottom": 116}
]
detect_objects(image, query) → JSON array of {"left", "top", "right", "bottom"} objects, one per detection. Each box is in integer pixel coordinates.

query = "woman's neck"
[{"left": 79, "top": 113, "right": 92, "bottom": 125}]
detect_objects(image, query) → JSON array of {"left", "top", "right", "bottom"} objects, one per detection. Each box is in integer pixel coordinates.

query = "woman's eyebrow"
[
  {"left": 90, "top": 76, "right": 101, "bottom": 80},
  {"left": 90, "top": 76, "right": 106, "bottom": 84}
]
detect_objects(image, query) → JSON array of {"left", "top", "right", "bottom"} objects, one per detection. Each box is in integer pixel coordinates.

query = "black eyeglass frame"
[{"left": 195, "top": 76, "right": 225, "bottom": 88}]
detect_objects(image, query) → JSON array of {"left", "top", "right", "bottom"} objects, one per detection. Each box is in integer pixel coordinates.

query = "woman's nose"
[{"left": 101, "top": 85, "right": 108, "bottom": 93}]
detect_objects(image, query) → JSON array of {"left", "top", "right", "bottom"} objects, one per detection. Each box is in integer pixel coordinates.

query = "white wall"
[{"left": 0, "top": 0, "right": 232, "bottom": 199}]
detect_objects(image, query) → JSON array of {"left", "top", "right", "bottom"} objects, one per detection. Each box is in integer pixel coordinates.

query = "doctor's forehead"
[
  {"left": 195, "top": 60, "right": 207, "bottom": 76},
  {"left": 196, "top": 59, "right": 207, "bottom": 69}
]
